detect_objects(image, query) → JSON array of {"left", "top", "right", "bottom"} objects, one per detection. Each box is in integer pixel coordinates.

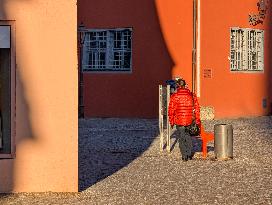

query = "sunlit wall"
[
  {"left": 200, "top": 0, "right": 272, "bottom": 118},
  {"left": 0, "top": 0, "right": 78, "bottom": 192}
]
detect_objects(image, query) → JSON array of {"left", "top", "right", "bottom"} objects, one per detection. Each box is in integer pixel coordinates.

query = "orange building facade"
[
  {"left": 0, "top": 1, "right": 78, "bottom": 192},
  {"left": 78, "top": 0, "right": 272, "bottom": 119},
  {"left": 0, "top": 0, "right": 270, "bottom": 194},
  {"left": 200, "top": 0, "right": 272, "bottom": 118}
]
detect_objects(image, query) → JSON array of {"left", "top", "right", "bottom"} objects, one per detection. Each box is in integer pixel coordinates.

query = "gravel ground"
[{"left": 0, "top": 116, "right": 272, "bottom": 205}]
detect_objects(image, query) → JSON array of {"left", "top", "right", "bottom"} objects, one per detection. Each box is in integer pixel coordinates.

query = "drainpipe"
[{"left": 192, "top": 0, "right": 197, "bottom": 93}]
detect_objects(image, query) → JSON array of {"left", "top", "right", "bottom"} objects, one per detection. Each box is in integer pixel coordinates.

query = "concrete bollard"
[{"left": 214, "top": 124, "right": 233, "bottom": 160}]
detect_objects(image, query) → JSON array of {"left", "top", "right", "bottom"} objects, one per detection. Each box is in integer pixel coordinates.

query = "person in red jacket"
[{"left": 168, "top": 78, "right": 200, "bottom": 161}]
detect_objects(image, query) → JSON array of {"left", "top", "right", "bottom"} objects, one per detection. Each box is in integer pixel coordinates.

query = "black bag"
[
  {"left": 188, "top": 92, "right": 200, "bottom": 136},
  {"left": 188, "top": 120, "right": 200, "bottom": 136}
]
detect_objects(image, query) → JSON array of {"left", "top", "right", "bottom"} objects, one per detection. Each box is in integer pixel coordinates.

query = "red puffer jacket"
[{"left": 168, "top": 88, "right": 200, "bottom": 127}]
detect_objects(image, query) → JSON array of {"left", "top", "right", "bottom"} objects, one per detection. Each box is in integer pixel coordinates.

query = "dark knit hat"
[{"left": 176, "top": 78, "right": 186, "bottom": 87}]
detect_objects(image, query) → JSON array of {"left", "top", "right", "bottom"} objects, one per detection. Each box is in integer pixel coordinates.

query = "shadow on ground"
[
  {"left": 170, "top": 130, "right": 214, "bottom": 157},
  {"left": 78, "top": 118, "right": 159, "bottom": 191}
]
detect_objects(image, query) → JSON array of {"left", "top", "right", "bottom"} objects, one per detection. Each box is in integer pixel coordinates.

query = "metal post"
[
  {"left": 79, "top": 44, "right": 84, "bottom": 118},
  {"left": 214, "top": 124, "right": 233, "bottom": 160},
  {"left": 78, "top": 23, "right": 86, "bottom": 118},
  {"left": 192, "top": 0, "right": 197, "bottom": 93},
  {"left": 159, "top": 85, "right": 164, "bottom": 151},
  {"left": 166, "top": 85, "right": 171, "bottom": 152}
]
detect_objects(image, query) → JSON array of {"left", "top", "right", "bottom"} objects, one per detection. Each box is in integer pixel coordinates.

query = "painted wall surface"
[
  {"left": 200, "top": 0, "right": 272, "bottom": 118},
  {"left": 78, "top": 0, "right": 193, "bottom": 118},
  {"left": 79, "top": 0, "right": 271, "bottom": 119},
  {"left": 0, "top": 0, "right": 78, "bottom": 192}
]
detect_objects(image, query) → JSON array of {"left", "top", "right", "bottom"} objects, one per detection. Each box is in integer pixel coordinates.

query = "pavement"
[{"left": 0, "top": 116, "right": 272, "bottom": 205}]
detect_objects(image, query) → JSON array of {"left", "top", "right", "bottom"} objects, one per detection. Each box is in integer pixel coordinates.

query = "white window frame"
[
  {"left": 230, "top": 27, "right": 264, "bottom": 72},
  {"left": 82, "top": 28, "right": 132, "bottom": 73}
]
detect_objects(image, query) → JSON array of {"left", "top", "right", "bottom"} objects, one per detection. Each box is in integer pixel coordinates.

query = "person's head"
[
  {"left": 176, "top": 78, "right": 186, "bottom": 88},
  {"left": 175, "top": 76, "right": 181, "bottom": 81}
]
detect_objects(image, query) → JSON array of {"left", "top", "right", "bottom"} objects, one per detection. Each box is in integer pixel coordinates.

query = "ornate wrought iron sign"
[{"left": 249, "top": 0, "right": 268, "bottom": 26}]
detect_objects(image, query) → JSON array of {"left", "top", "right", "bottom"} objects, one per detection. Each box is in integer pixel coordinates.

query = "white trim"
[{"left": 196, "top": 0, "right": 201, "bottom": 97}]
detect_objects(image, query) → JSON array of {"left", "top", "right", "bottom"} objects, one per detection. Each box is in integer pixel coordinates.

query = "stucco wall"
[
  {"left": 200, "top": 0, "right": 272, "bottom": 118},
  {"left": 155, "top": 0, "right": 193, "bottom": 88},
  {"left": 0, "top": 0, "right": 78, "bottom": 192},
  {"left": 78, "top": 0, "right": 193, "bottom": 118},
  {"left": 79, "top": 0, "right": 272, "bottom": 119}
]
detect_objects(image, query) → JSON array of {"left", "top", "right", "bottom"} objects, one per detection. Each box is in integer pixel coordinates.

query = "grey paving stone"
[{"left": 1, "top": 116, "right": 272, "bottom": 205}]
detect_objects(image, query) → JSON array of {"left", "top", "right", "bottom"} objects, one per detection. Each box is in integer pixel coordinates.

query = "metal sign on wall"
[
  {"left": 249, "top": 0, "right": 268, "bottom": 26},
  {"left": 203, "top": 68, "right": 212, "bottom": 79}
]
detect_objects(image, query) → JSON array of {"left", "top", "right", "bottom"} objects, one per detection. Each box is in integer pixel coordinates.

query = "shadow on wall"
[
  {"left": 79, "top": 0, "right": 175, "bottom": 118},
  {"left": 78, "top": 0, "right": 176, "bottom": 191},
  {"left": 0, "top": 0, "right": 35, "bottom": 194}
]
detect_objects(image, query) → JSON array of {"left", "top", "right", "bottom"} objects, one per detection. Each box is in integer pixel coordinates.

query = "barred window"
[
  {"left": 82, "top": 28, "right": 132, "bottom": 72},
  {"left": 230, "top": 28, "right": 264, "bottom": 72}
]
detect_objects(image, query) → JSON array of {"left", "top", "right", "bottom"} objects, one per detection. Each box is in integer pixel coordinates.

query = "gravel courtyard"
[{"left": 0, "top": 116, "right": 272, "bottom": 205}]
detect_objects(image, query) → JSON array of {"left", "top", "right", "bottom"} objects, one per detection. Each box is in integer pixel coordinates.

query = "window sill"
[{"left": 0, "top": 152, "right": 16, "bottom": 159}]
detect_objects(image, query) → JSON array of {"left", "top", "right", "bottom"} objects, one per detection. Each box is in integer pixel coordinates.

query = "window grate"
[
  {"left": 82, "top": 28, "right": 132, "bottom": 72},
  {"left": 230, "top": 28, "right": 264, "bottom": 72}
]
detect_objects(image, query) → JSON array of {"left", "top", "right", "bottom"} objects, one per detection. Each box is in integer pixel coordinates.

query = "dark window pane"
[
  {"left": 99, "top": 42, "right": 106, "bottom": 48},
  {"left": 100, "top": 52, "right": 106, "bottom": 65},
  {"left": 124, "top": 52, "right": 131, "bottom": 67},
  {"left": 90, "top": 41, "right": 97, "bottom": 48},
  {"left": 114, "top": 52, "right": 121, "bottom": 61},
  {"left": 90, "top": 32, "right": 96, "bottom": 41}
]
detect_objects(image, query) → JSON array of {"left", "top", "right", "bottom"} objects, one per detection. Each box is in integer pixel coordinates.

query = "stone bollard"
[{"left": 214, "top": 124, "right": 233, "bottom": 160}]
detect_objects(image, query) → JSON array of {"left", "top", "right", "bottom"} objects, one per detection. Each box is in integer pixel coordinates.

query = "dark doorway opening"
[{"left": 0, "top": 24, "right": 13, "bottom": 157}]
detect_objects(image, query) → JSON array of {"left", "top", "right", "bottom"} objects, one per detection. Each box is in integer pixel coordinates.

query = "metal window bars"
[
  {"left": 82, "top": 28, "right": 132, "bottom": 72},
  {"left": 230, "top": 28, "right": 264, "bottom": 72}
]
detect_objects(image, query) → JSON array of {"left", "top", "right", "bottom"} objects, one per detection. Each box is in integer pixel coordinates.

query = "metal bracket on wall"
[{"left": 249, "top": 0, "right": 268, "bottom": 26}]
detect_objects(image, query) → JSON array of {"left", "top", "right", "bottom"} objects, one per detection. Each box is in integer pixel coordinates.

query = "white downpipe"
[{"left": 196, "top": 0, "right": 201, "bottom": 97}]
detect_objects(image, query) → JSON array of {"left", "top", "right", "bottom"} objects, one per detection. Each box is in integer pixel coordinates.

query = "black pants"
[{"left": 176, "top": 125, "right": 192, "bottom": 158}]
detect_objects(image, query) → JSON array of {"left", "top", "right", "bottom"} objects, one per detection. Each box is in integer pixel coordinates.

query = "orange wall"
[
  {"left": 78, "top": 0, "right": 193, "bottom": 118},
  {"left": 200, "top": 0, "right": 272, "bottom": 118},
  {"left": 0, "top": 0, "right": 78, "bottom": 192},
  {"left": 155, "top": 0, "right": 193, "bottom": 89},
  {"left": 79, "top": 0, "right": 272, "bottom": 119}
]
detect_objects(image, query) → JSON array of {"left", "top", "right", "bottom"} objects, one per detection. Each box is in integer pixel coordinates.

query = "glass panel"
[
  {"left": 0, "top": 49, "right": 11, "bottom": 153},
  {"left": 0, "top": 26, "right": 10, "bottom": 48},
  {"left": 124, "top": 52, "right": 131, "bottom": 68}
]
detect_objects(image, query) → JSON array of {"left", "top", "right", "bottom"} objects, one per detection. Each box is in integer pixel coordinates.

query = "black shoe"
[
  {"left": 182, "top": 156, "right": 188, "bottom": 161},
  {"left": 188, "top": 153, "right": 194, "bottom": 160}
]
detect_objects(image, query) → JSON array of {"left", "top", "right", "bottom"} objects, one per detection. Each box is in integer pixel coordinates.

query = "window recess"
[
  {"left": 82, "top": 28, "right": 132, "bottom": 72},
  {"left": 230, "top": 28, "right": 264, "bottom": 72}
]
